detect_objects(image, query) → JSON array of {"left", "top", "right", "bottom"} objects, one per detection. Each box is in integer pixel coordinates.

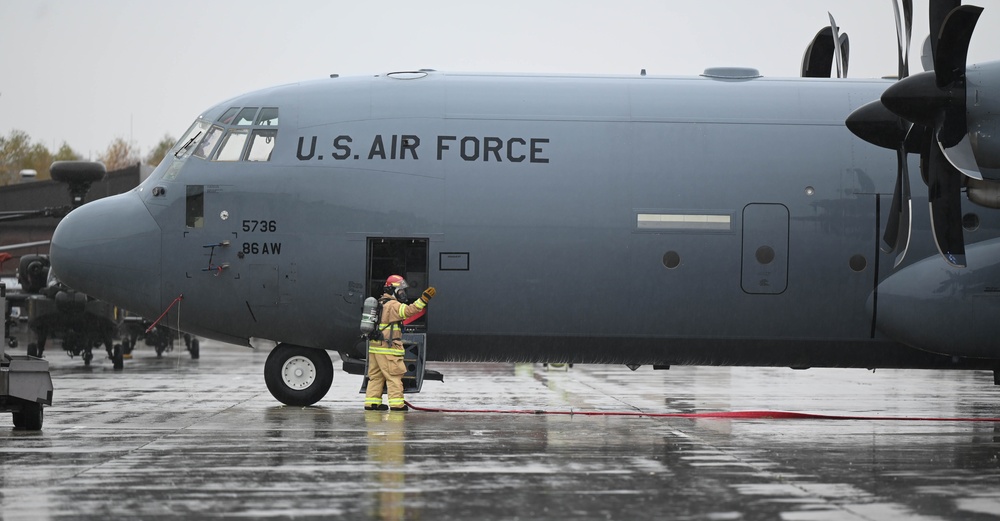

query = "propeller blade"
[
  {"left": 929, "top": 0, "right": 962, "bottom": 68},
  {"left": 838, "top": 33, "right": 850, "bottom": 78},
  {"left": 926, "top": 137, "right": 967, "bottom": 267},
  {"left": 904, "top": 122, "right": 931, "bottom": 160},
  {"left": 895, "top": 149, "right": 913, "bottom": 267},
  {"left": 934, "top": 5, "right": 983, "bottom": 88},
  {"left": 828, "top": 13, "right": 846, "bottom": 78},
  {"left": 920, "top": 36, "right": 934, "bottom": 72},
  {"left": 941, "top": 134, "right": 984, "bottom": 180},
  {"left": 801, "top": 26, "right": 836, "bottom": 78},
  {"left": 883, "top": 152, "right": 905, "bottom": 253},
  {"left": 918, "top": 127, "right": 932, "bottom": 187},
  {"left": 932, "top": 5, "right": 982, "bottom": 149},
  {"left": 892, "top": 0, "right": 913, "bottom": 79},
  {"left": 883, "top": 147, "right": 914, "bottom": 265}
]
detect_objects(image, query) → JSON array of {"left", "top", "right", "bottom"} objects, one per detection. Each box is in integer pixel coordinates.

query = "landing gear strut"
[{"left": 263, "top": 344, "right": 333, "bottom": 406}]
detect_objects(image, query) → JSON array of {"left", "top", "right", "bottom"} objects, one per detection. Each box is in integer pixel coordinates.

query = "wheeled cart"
[{"left": 2, "top": 284, "right": 53, "bottom": 430}]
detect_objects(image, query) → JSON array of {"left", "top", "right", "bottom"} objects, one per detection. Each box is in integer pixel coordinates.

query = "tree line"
[{"left": 0, "top": 130, "right": 175, "bottom": 186}]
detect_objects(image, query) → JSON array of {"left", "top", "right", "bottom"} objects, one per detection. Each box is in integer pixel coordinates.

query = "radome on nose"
[{"left": 49, "top": 191, "right": 162, "bottom": 319}]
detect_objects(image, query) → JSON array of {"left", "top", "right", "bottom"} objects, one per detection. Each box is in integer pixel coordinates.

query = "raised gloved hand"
[{"left": 420, "top": 287, "right": 436, "bottom": 304}]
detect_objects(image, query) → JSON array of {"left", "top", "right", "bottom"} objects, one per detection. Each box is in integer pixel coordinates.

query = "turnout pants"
[{"left": 365, "top": 352, "right": 406, "bottom": 408}]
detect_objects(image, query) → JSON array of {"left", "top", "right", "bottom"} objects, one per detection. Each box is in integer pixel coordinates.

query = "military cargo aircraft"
[{"left": 48, "top": 1, "right": 1000, "bottom": 406}]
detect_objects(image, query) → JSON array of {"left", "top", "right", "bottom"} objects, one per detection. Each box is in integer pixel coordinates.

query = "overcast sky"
[{"left": 2, "top": 1, "right": 998, "bottom": 159}]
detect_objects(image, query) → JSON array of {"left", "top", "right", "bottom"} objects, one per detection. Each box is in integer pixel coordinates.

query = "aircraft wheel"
[
  {"left": 189, "top": 338, "right": 200, "bottom": 360},
  {"left": 12, "top": 411, "right": 24, "bottom": 429},
  {"left": 263, "top": 344, "right": 333, "bottom": 407},
  {"left": 112, "top": 344, "right": 124, "bottom": 371},
  {"left": 83, "top": 350, "right": 93, "bottom": 366},
  {"left": 21, "top": 403, "right": 43, "bottom": 431},
  {"left": 27, "top": 343, "right": 38, "bottom": 358}
]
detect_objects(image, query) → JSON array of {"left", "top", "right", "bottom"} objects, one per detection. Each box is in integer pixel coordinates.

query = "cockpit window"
[
  {"left": 181, "top": 107, "right": 279, "bottom": 163},
  {"left": 174, "top": 120, "right": 210, "bottom": 159},
  {"left": 194, "top": 126, "right": 224, "bottom": 159},
  {"left": 234, "top": 107, "right": 258, "bottom": 126},
  {"left": 216, "top": 130, "right": 249, "bottom": 161},
  {"left": 255, "top": 107, "right": 279, "bottom": 126},
  {"left": 218, "top": 107, "right": 240, "bottom": 125},
  {"left": 246, "top": 129, "right": 277, "bottom": 161}
]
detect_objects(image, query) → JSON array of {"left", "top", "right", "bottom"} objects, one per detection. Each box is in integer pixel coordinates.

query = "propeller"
[
  {"left": 847, "top": 0, "right": 984, "bottom": 268},
  {"left": 881, "top": 3, "right": 983, "bottom": 267},
  {"left": 801, "top": 14, "right": 850, "bottom": 78},
  {"left": 845, "top": 0, "right": 914, "bottom": 266}
]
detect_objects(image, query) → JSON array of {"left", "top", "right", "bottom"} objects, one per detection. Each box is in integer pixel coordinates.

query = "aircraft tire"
[
  {"left": 190, "top": 339, "right": 200, "bottom": 360},
  {"left": 264, "top": 344, "right": 333, "bottom": 407},
  {"left": 112, "top": 344, "right": 124, "bottom": 370},
  {"left": 21, "top": 402, "right": 43, "bottom": 431},
  {"left": 12, "top": 411, "right": 24, "bottom": 429}
]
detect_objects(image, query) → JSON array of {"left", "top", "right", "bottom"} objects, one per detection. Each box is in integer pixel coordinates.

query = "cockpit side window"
[
  {"left": 217, "top": 107, "right": 240, "bottom": 125},
  {"left": 255, "top": 107, "right": 279, "bottom": 126},
  {"left": 215, "top": 130, "right": 249, "bottom": 161},
  {"left": 246, "top": 129, "right": 277, "bottom": 161},
  {"left": 234, "top": 107, "right": 259, "bottom": 126}
]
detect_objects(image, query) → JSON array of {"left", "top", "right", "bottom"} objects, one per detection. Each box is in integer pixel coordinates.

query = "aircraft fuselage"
[{"left": 50, "top": 71, "right": 1000, "bottom": 377}]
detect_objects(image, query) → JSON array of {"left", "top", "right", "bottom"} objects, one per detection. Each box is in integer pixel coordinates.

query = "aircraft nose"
[{"left": 50, "top": 191, "right": 162, "bottom": 319}]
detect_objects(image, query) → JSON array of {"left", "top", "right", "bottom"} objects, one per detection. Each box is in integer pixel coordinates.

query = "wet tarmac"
[{"left": 3, "top": 339, "right": 1000, "bottom": 520}]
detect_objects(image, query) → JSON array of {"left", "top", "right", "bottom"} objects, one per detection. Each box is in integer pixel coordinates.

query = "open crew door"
[{"left": 356, "top": 237, "right": 442, "bottom": 393}]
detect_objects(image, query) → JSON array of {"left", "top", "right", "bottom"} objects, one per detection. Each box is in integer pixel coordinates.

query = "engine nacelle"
[
  {"left": 967, "top": 178, "right": 1000, "bottom": 209},
  {"left": 870, "top": 237, "right": 1000, "bottom": 359},
  {"left": 967, "top": 61, "right": 1000, "bottom": 179}
]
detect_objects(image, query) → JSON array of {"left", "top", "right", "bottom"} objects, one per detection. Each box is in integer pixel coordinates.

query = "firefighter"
[{"left": 365, "top": 275, "right": 436, "bottom": 411}]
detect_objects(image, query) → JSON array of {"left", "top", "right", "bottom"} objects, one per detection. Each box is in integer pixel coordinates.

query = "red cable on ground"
[
  {"left": 145, "top": 294, "right": 184, "bottom": 334},
  {"left": 404, "top": 401, "right": 1000, "bottom": 422}
]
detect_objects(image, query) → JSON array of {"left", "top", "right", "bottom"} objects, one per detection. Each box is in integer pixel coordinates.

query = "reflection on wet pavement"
[{"left": 2, "top": 340, "right": 1000, "bottom": 520}]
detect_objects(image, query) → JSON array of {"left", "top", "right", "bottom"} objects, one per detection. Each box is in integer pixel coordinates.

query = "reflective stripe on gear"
[
  {"left": 365, "top": 397, "right": 383, "bottom": 405},
  {"left": 401, "top": 300, "right": 425, "bottom": 318},
  {"left": 388, "top": 397, "right": 405, "bottom": 407},
  {"left": 370, "top": 321, "right": 405, "bottom": 356},
  {"left": 369, "top": 346, "right": 405, "bottom": 356}
]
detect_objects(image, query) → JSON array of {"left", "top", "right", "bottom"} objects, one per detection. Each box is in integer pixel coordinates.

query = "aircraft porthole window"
[
  {"left": 662, "top": 251, "right": 681, "bottom": 269},
  {"left": 962, "top": 213, "right": 980, "bottom": 232},
  {"left": 849, "top": 254, "right": 867, "bottom": 272},
  {"left": 755, "top": 246, "right": 775, "bottom": 265}
]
